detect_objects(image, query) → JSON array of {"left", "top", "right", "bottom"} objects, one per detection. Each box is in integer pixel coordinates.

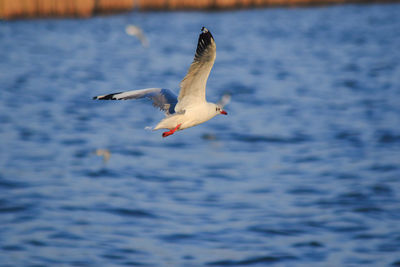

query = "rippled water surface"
[{"left": 1, "top": 4, "right": 400, "bottom": 266}]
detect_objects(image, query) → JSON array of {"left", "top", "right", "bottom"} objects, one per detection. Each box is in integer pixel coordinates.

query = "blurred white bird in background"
[
  {"left": 93, "top": 149, "right": 111, "bottom": 163},
  {"left": 218, "top": 92, "right": 231, "bottom": 108},
  {"left": 125, "top": 25, "right": 149, "bottom": 48}
]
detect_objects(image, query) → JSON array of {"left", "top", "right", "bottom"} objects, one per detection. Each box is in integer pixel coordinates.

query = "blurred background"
[{"left": 1, "top": 1, "right": 400, "bottom": 266}]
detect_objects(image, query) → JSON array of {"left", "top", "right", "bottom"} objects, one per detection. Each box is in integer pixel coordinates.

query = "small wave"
[
  {"left": 370, "top": 164, "right": 398, "bottom": 172},
  {"left": 293, "top": 241, "right": 324, "bottom": 248},
  {"left": 163, "top": 141, "right": 187, "bottom": 148},
  {"left": 60, "top": 138, "right": 87, "bottom": 146},
  {"left": 159, "top": 233, "right": 197, "bottom": 243},
  {"left": 334, "top": 130, "right": 363, "bottom": 146},
  {"left": 353, "top": 233, "right": 388, "bottom": 240},
  {"left": 288, "top": 187, "right": 324, "bottom": 195},
  {"left": 370, "top": 183, "right": 393, "bottom": 195},
  {"left": 231, "top": 133, "right": 310, "bottom": 144},
  {"left": 85, "top": 168, "right": 120, "bottom": 178},
  {"left": 0, "top": 178, "right": 29, "bottom": 189},
  {"left": 318, "top": 189, "right": 370, "bottom": 206},
  {"left": 206, "top": 254, "right": 297, "bottom": 265},
  {"left": 248, "top": 225, "right": 304, "bottom": 236},
  {"left": 0, "top": 204, "right": 31, "bottom": 213},
  {"left": 325, "top": 222, "right": 369, "bottom": 233},
  {"left": 335, "top": 172, "right": 361, "bottom": 180},
  {"left": 26, "top": 239, "right": 47, "bottom": 247},
  {"left": 293, "top": 156, "right": 320, "bottom": 163},
  {"left": 338, "top": 79, "right": 361, "bottom": 90},
  {"left": 60, "top": 205, "right": 90, "bottom": 211},
  {"left": 118, "top": 148, "right": 145, "bottom": 157},
  {"left": 353, "top": 206, "right": 383, "bottom": 214},
  {"left": 49, "top": 231, "right": 84, "bottom": 241},
  {"left": 135, "top": 172, "right": 179, "bottom": 182},
  {"left": 101, "top": 253, "right": 126, "bottom": 260},
  {"left": 2, "top": 244, "right": 25, "bottom": 251},
  {"left": 391, "top": 260, "right": 400, "bottom": 266},
  {"left": 115, "top": 248, "right": 143, "bottom": 254},
  {"left": 105, "top": 208, "right": 157, "bottom": 218},
  {"left": 377, "top": 131, "right": 400, "bottom": 143},
  {"left": 121, "top": 260, "right": 150, "bottom": 266}
]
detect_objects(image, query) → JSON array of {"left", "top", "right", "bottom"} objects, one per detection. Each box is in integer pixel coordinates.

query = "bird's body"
[
  {"left": 93, "top": 27, "right": 228, "bottom": 137},
  {"left": 154, "top": 102, "right": 221, "bottom": 131}
]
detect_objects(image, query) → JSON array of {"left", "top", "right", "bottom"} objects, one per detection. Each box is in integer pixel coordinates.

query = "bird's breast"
[{"left": 179, "top": 108, "right": 215, "bottom": 129}]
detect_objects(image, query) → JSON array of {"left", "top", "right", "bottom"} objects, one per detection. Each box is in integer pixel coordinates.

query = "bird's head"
[
  {"left": 215, "top": 92, "right": 230, "bottom": 116},
  {"left": 215, "top": 104, "right": 228, "bottom": 116}
]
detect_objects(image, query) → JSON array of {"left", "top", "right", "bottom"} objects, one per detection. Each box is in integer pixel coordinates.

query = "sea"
[{"left": 1, "top": 3, "right": 400, "bottom": 266}]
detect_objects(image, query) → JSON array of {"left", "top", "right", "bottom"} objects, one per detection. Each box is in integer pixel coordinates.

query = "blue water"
[{"left": 1, "top": 4, "right": 400, "bottom": 266}]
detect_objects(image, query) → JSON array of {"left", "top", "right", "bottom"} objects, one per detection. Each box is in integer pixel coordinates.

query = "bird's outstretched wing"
[
  {"left": 176, "top": 27, "right": 216, "bottom": 111},
  {"left": 93, "top": 88, "right": 178, "bottom": 115}
]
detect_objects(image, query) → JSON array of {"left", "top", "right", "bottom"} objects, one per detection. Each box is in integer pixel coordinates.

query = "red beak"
[{"left": 220, "top": 110, "right": 228, "bottom": 115}]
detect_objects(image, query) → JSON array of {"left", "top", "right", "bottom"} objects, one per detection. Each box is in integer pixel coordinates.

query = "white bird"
[
  {"left": 125, "top": 25, "right": 149, "bottom": 48},
  {"left": 93, "top": 27, "right": 228, "bottom": 138}
]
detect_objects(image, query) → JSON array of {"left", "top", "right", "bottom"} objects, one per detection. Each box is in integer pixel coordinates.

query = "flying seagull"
[
  {"left": 125, "top": 25, "right": 149, "bottom": 48},
  {"left": 93, "top": 27, "right": 228, "bottom": 138},
  {"left": 93, "top": 149, "right": 111, "bottom": 163}
]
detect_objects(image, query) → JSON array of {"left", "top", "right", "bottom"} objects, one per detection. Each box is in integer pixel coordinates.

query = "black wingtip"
[
  {"left": 200, "top": 26, "right": 212, "bottom": 39},
  {"left": 199, "top": 27, "right": 213, "bottom": 43},
  {"left": 93, "top": 92, "right": 123, "bottom": 100},
  {"left": 195, "top": 27, "right": 213, "bottom": 60}
]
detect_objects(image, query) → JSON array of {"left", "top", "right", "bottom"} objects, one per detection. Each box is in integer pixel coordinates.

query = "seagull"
[
  {"left": 93, "top": 149, "right": 111, "bottom": 163},
  {"left": 93, "top": 27, "right": 228, "bottom": 138},
  {"left": 125, "top": 25, "right": 149, "bottom": 48}
]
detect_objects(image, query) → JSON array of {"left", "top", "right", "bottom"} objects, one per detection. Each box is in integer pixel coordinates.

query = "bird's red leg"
[{"left": 162, "top": 124, "right": 181, "bottom": 138}]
